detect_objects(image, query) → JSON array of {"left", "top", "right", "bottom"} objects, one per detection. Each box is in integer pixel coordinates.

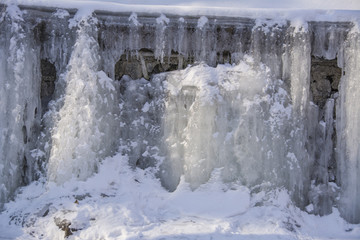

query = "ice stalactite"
[
  {"left": 0, "top": 5, "right": 41, "bottom": 206},
  {"left": 155, "top": 14, "right": 170, "bottom": 63},
  {"left": 286, "top": 24, "right": 313, "bottom": 208},
  {"left": 311, "top": 22, "right": 349, "bottom": 60},
  {"left": 308, "top": 99, "right": 336, "bottom": 216},
  {"left": 39, "top": 9, "right": 74, "bottom": 76},
  {"left": 47, "top": 13, "right": 119, "bottom": 184},
  {"left": 336, "top": 25, "right": 360, "bottom": 224},
  {"left": 250, "top": 19, "right": 287, "bottom": 80}
]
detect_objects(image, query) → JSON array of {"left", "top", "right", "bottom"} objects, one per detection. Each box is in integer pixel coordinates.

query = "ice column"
[
  {"left": 336, "top": 26, "right": 360, "bottom": 224},
  {"left": 155, "top": 14, "right": 169, "bottom": 63},
  {"left": 0, "top": 5, "right": 41, "bottom": 205},
  {"left": 47, "top": 14, "right": 119, "bottom": 184}
]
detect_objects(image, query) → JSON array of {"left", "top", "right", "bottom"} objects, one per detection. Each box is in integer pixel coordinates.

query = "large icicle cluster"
[
  {"left": 336, "top": 27, "right": 360, "bottom": 224},
  {"left": 0, "top": 5, "right": 41, "bottom": 207},
  {"left": 46, "top": 14, "right": 119, "bottom": 184},
  {"left": 0, "top": 4, "right": 359, "bottom": 224}
]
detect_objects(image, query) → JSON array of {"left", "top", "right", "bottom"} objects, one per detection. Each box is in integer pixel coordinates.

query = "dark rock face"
[
  {"left": 310, "top": 57, "right": 341, "bottom": 108},
  {"left": 54, "top": 217, "right": 82, "bottom": 239},
  {"left": 114, "top": 49, "right": 235, "bottom": 81},
  {"left": 115, "top": 49, "right": 191, "bottom": 80},
  {"left": 40, "top": 59, "right": 56, "bottom": 112},
  {"left": 34, "top": 21, "right": 50, "bottom": 43},
  {"left": 54, "top": 218, "right": 73, "bottom": 238}
]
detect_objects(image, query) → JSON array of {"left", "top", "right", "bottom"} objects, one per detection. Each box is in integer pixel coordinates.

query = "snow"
[
  {"left": 0, "top": 154, "right": 357, "bottom": 240},
  {"left": 2, "top": 0, "right": 360, "bottom": 22},
  {"left": 197, "top": 16, "right": 208, "bottom": 29},
  {"left": 0, "top": 154, "right": 358, "bottom": 239},
  {"left": 52, "top": 8, "right": 70, "bottom": 19},
  {"left": 128, "top": 12, "right": 140, "bottom": 26},
  {"left": 156, "top": 14, "right": 169, "bottom": 25}
]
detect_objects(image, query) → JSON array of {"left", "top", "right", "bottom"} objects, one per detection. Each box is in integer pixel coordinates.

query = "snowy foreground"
[{"left": 0, "top": 154, "right": 359, "bottom": 240}]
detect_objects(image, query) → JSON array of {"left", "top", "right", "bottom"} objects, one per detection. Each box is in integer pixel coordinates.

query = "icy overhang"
[{"left": 1, "top": 3, "right": 354, "bottom": 82}]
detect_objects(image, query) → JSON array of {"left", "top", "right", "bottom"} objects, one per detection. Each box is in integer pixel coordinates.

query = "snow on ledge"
[{"left": 2, "top": 0, "right": 360, "bottom": 23}]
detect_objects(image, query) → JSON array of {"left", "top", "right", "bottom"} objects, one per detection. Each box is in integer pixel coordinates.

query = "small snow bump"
[
  {"left": 197, "top": 16, "right": 208, "bottom": 29},
  {"left": 129, "top": 12, "right": 140, "bottom": 26},
  {"left": 142, "top": 102, "right": 151, "bottom": 113},
  {"left": 53, "top": 9, "right": 70, "bottom": 19},
  {"left": 156, "top": 14, "right": 169, "bottom": 25}
]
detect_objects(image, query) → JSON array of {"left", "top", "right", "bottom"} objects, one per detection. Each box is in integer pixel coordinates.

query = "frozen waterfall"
[
  {"left": 46, "top": 14, "right": 119, "bottom": 184},
  {"left": 0, "top": 4, "right": 360, "bottom": 224},
  {"left": 336, "top": 27, "right": 360, "bottom": 224}
]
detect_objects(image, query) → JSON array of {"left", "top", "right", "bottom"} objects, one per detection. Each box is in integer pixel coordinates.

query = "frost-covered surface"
[{"left": 1, "top": 155, "right": 360, "bottom": 240}]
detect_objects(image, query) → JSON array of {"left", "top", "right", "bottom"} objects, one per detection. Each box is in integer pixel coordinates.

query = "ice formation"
[
  {"left": 336, "top": 27, "right": 360, "bottom": 224},
  {"left": 46, "top": 14, "right": 119, "bottom": 184},
  {"left": 0, "top": 3, "right": 359, "bottom": 225},
  {"left": 0, "top": 5, "right": 41, "bottom": 205}
]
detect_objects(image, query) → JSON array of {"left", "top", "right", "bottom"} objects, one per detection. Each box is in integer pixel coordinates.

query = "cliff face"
[{"left": 0, "top": 4, "right": 359, "bottom": 223}]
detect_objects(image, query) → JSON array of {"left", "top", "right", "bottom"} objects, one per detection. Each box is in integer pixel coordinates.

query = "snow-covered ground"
[{"left": 0, "top": 154, "right": 359, "bottom": 240}]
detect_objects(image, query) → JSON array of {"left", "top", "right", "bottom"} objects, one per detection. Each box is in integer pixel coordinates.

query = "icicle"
[
  {"left": 41, "top": 8, "right": 74, "bottom": 75},
  {"left": 128, "top": 12, "right": 141, "bottom": 52},
  {"left": 250, "top": 19, "right": 287, "bottom": 79},
  {"left": 309, "top": 99, "right": 335, "bottom": 216},
  {"left": 311, "top": 22, "right": 349, "bottom": 60},
  {"left": 193, "top": 16, "right": 217, "bottom": 65},
  {"left": 155, "top": 14, "right": 169, "bottom": 63},
  {"left": 336, "top": 25, "right": 360, "bottom": 224},
  {"left": 288, "top": 21, "right": 311, "bottom": 117}
]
